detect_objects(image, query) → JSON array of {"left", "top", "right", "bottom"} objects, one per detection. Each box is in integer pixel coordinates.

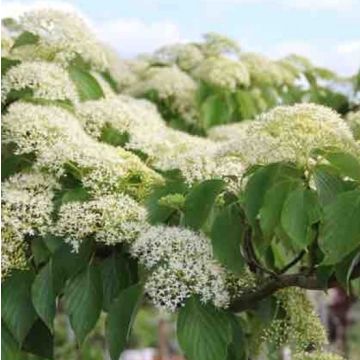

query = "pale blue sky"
[{"left": 2, "top": 0, "right": 360, "bottom": 75}]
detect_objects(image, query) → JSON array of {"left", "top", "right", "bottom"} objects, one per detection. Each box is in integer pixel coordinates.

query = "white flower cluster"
[
  {"left": 104, "top": 47, "right": 139, "bottom": 90},
  {"left": 126, "top": 58, "right": 152, "bottom": 79},
  {"left": 128, "top": 66, "right": 197, "bottom": 100},
  {"left": 127, "top": 66, "right": 198, "bottom": 124},
  {"left": 55, "top": 194, "right": 147, "bottom": 252},
  {"left": 15, "top": 9, "right": 108, "bottom": 70},
  {"left": 213, "top": 103, "right": 358, "bottom": 168},
  {"left": 2, "top": 172, "right": 59, "bottom": 276},
  {"left": 209, "top": 121, "right": 253, "bottom": 142},
  {"left": 1, "top": 61, "right": 79, "bottom": 104},
  {"left": 2, "top": 102, "right": 162, "bottom": 198},
  {"left": 345, "top": 110, "right": 360, "bottom": 140},
  {"left": 153, "top": 44, "right": 205, "bottom": 71},
  {"left": 241, "top": 52, "right": 298, "bottom": 86},
  {"left": 76, "top": 97, "right": 137, "bottom": 138},
  {"left": 1, "top": 25, "right": 14, "bottom": 56},
  {"left": 293, "top": 352, "right": 345, "bottom": 360},
  {"left": 75, "top": 95, "right": 224, "bottom": 184},
  {"left": 193, "top": 56, "right": 250, "bottom": 91},
  {"left": 262, "top": 288, "right": 327, "bottom": 351},
  {"left": 275, "top": 58, "right": 302, "bottom": 85},
  {"left": 150, "top": 132, "right": 220, "bottom": 183},
  {"left": 131, "top": 225, "right": 231, "bottom": 311},
  {"left": 281, "top": 54, "right": 314, "bottom": 74},
  {"left": 76, "top": 96, "right": 247, "bottom": 188},
  {"left": 2, "top": 102, "right": 85, "bottom": 156},
  {"left": 201, "top": 32, "right": 241, "bottom": 57}
]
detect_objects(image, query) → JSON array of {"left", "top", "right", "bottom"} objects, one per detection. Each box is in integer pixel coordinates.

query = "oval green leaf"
[
  {"left": 184, "top": 179, "right": 224, "bottom": 230},
  {"left": 105, "top": 283, "right": 143, "bottom": 360},
  {"left": 64, "top": 264, "right": 102, "bottom": 344},
  {"left": 177, "top": 296, "right": 233, "bottom": 360}
]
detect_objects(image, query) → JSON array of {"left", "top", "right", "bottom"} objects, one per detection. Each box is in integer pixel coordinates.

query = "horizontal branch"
[{"left": 230, "top": 263, "right": 360, "bottom": 313}]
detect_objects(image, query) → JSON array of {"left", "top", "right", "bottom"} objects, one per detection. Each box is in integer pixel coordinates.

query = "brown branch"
[{"left": 230, "top": 263, "right": 360, "bottom": 313}]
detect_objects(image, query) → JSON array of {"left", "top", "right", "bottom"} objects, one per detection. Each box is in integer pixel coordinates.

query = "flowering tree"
[{"left": 1, "top": 9, "right": 360, "bottom": 360}]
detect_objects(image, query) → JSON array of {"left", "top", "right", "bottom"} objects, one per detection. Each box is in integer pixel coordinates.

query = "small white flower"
[
  {"left": 131, "top": 225, "right": 232, "bottom": 311},
  {"left": 55, "top": 194, "right": 148, "bottom": 251},
  {"left": 2, "top": 61, "right": 79, "bottom": 104},
  {"left": 2, "top": 102, "right": 162, "bottom": 198},
  {"left": 193, "top": 56, "right": 250, "bottom": 90},
  {"left": 16, "top": 9, "right": 108, "bottom": 70},
  {"left": 2, "top": 172, "right": 59, "bottom": 276}
]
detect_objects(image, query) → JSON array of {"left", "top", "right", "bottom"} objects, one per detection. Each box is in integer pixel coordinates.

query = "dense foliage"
[{"left": 1, "top": 8, "right": 360, "bottom": 360}]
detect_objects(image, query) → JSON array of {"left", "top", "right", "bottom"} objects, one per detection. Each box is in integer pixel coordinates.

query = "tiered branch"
[{"left": 230, "top": 263, "right": 360, "bottom": 312}]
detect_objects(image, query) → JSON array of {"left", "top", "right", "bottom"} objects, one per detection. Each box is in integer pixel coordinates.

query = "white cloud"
[
  {"left": 203, "top": 0, "right": 358, "bottom": 12},
  {"left": 97, "top": 18, "right": 182, "bottom": 56},
  {"left": 337, "top": 40, "right": 360, "bottom": 54},
  {"left": 268, "top": 41, "right": 325, "bottom": 62},
  {"left": 288, "top": 0, "right": 355, "bottom": 11}
]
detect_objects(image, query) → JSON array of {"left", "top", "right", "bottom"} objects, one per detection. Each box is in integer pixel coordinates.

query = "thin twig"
[
  {"left": 243, "top": 227, "right": 279, "bottom": 278},
  {"left": 278, "top": 250, "right": 306, "bottom": 274}
]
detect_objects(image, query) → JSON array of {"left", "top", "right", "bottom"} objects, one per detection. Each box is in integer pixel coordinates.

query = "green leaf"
[
  {"left": 31, "top": 237, "right": 50, "bottom": 266},
  {"left": 101, "top": 252, "right": 132, "bottom": 311},
  {"left": 100, "top": 125, "right": 129, "bottom": 147},
  {"left": 260, "top": 87, "right": 278, "bottom": 108},
  {"left": 196, "top": 81, "right": 213, "bottom": 104},
  {"left": 68, "top": 66, "right": 104, "bottom": 101},
  {"left": 31, "top": 261, "right": 56, "bottom": 331},
  {"left": 323, "top": 151, "right": 360, "bottom": 181},
  {"left": 347, "top": 252, "right": 360, "bottom": 287},
  {"left": 24, "top": 97, "right": 74, "bottom": 111},
  {"left": 184, "top": 179, "right": 224, "bottom": 230},
  {"left": 211, "top": 205, "right": 245, "bottom": 273},
  {"left": 64, "top": 264, "right": 102, "bottom": 344},
  {"left": 22, "top": 319, "right": 53, "bottom": 359},
  {"left": 320, "top": 190, "right": 360, "bottom": 264},
  {"left": 201, "top": 94, "right": 231, "bottom": 128},
  {"left": 281, "top": 187, "right": 320, "bottom": 248},
  {"left": 1, "top": 152, "right": 35, "bottom": 181},
  {"left": 3, "top": 88, "right": 33, "bottom": 105},
  {"left": 105, "top": 284, "right": 143, "bottom": 360},
  {"left": 146, "top": 176, "right": 188, "bottom": 224},
  {"left": 315, "top": 265, "right": 334, "bottom": 289},
  {"left": 313, "top": 165, "right": 346, "bottom": 206},
  {"left": 335, "top": 250, "right": 360, "bottom": 292},
  {"left": 226, "top": 317, "right": 247, "bottom": 360},
  {"left": 352, "top": 278, "right": 360, "bottom": 296},
  {"left": 61, "top": 187, "right": 91, "bottom": 204},
  {"left": 1, "top": 322, "right": 22, "bottom": 360},
  {"left": 254, "top": 297, "right": 278, "bottom": 326},
  {"left": 1, "top": 271, "right": 37, "bottom": 344},
  {"left": 52, "top": 240, "right": 93, "bottom": 294},
  {"left": 259, "top": 179, "right": 300, "bottom": 240},
  {"left": 235, "top": 90, "right": 257, "bottom": 120},
  {"left": 12, "top": 31, "right": 39, "bottom": 49},
  {"left": 244, "top": 163, "right": 301, "bottom": 227},
  {"left": 177, "top": 296, "right": 233, "bottom": 360},
  {"left": 1, "top": 57, "right": 21, "bottom": 76},
  {"left": 100, "top": 71, "right": 118, "bottom": 92},
  {"left": 43, "top": 234, "right": 64, "bottom": 254}
]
